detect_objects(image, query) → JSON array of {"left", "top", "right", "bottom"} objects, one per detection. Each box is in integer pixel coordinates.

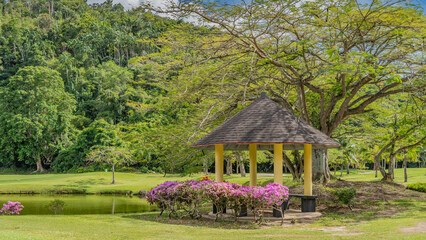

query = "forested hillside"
[
  {"left": 0, "top": 0, "right": 424, "bottom": 179},
  {"left": 0, "top": 0, "right": 205, "bottom": 173}
]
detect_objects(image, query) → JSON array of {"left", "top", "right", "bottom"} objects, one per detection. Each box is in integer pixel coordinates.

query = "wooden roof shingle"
[{"left": 191, "top": 93, "right": 340, "bottom": 150}]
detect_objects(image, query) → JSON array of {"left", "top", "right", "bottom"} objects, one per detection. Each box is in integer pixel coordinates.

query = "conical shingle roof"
[{"left": 191, "top": 93, "right": 340, "bottom": 150}]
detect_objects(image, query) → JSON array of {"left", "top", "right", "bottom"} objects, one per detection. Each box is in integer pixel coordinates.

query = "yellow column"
[
  {"left": 274, "top": 144, "right": 283, "bottom": 184},
  {"left": 304, "top": 144, "right": 312, "bottom": 195},
  {"left": 249, "top": 144, "right": 257, "bottom": 186},
  {"left": 215, "top": 144, "right": 224, "bottom": 182}
]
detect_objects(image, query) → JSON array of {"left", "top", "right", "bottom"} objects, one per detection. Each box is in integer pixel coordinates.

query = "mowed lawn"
[
  {"left": 0, "top": 168, "right": 424, "bottom": 194},
  {"left": 0, "top": 200, "right": 425, "bottom": 240},
  {"left": 0, "top": 172, "right": 203, "bottom": 194},
  {"left": 0, "top": 169, "right": 425, "bottom": 239},
  {"left": 339, "top": 168, "right": 426, "bottom": 184},
  {"left": 0, "top": 172, "right": 294, "bottom": 194}
]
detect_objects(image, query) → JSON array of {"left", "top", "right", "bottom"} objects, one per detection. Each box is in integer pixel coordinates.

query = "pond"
[{"left": 0, "top": 194, "right": 157, "bottom": 215}]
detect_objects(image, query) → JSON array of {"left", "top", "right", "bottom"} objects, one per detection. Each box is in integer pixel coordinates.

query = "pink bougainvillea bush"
[
  {"left": 1, "top": 201, "right": 24, "bottom": 215},
  {"left": 247, "top": 183, "right": 289, "bottom": 222},
  {"left": 146, "top": 180, "right": 212, "bottom": 219},
  {"left": 146, "top": 180, "right": 289, "bottom": 223}
]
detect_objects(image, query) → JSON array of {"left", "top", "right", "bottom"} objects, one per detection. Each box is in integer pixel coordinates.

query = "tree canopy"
[
  {"left": 0, "top": 0, "right": 423, "bottom": 181},
  {"left": 0, "top": 66, "right": 75, "bottom": 171}
]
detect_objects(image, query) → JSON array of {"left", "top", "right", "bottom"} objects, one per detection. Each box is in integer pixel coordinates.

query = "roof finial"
[{"left": 260, "top": 92, "right": 268, "bottom": 98}]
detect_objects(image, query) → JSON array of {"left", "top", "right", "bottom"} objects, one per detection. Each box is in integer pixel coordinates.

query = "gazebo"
[{"left": 191, "top": 93, "right": 340, "bottom": 201}]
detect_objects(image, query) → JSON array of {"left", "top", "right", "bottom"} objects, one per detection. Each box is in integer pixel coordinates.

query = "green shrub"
[
  {"left": 99, "top": 189, "right": 131, "bottom": 195},
  {"left": 406, "top": 182, "right": 426, "bottom": 193},
  {"left": 334, "top": 187, "right": 356, "bottom": 206},
  {"left": 118, "top": 166, "right": 137, "bottom": 172},
  {"left": 48, "top": 188, "right": 87, "bottom": 194},
  {"left": 86, "top": 165, "right": 96, "bottom": 172},
  {"left": 140, "top": 166, "right": 149, "bottom": 173}
]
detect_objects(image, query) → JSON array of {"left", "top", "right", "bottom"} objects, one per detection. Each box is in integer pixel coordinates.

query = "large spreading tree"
[
  {"left": 0, "top": 66, "right": 76, "bottom": 172},
  {"left": 145, "top": 0, "right": 426, "bottom": 181}
]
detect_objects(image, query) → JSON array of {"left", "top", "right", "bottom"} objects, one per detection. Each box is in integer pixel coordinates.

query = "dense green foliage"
[
  {"left": 0, "top": 0, "right": 424, "bottom": 176},
  {"left": 0, "top": 66, "right": 75, "bottom": 171},
  {"left": 0, "top": 0, "right": 194, "bottom": 173},
  {"left": 334, "top": 187, "right": 357, "bottom": 206},
  {"left": 406, "top": 182, "right": 426, "bottom": 193}
]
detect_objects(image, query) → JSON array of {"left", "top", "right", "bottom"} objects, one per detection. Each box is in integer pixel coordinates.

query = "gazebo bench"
[
  {"left": 213, "top": 194, "right": 318, "bottom": 218},
  {"left": 287, "top": 194, "right": 318, "bottom": 212},
  {"left": 272, "top": 194, "right": 317, "bottom": 217}
]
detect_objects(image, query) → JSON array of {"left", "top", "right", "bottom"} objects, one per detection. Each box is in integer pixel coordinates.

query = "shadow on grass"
[
  {"left": 122, "top": 211, "right": 259, "bottom": 230},
  {"left": 74, "top": 178, "right": 106, "bottom": 185},
  {"left": 47, "top": 187, "right": 88, "bottom": 194},
  {"left": 317, "top": 199, "right": 426, "bottom": 227}
]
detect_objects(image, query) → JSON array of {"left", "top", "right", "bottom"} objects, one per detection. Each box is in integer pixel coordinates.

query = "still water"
[{"left": 0, "top": 194, "right": 156, "bottom": 215}]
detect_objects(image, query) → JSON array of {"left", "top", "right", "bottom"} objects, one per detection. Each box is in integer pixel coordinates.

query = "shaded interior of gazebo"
[{"left": 191, "top": 93, "right": 340, "bottom": 196}]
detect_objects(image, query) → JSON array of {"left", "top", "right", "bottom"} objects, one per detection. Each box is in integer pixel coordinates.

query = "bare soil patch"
[
  {"left": 318, "top": 226, "right": 363, "bottom": 236},
  {"left": 400, "top": 222, "right": 426, "bottom": 233},
  {"left": 288, "top": 180, "right": 426, "bottom": 217}
]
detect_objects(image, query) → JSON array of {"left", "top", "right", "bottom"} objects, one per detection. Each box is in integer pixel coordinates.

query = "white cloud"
[
  {"left": 147, "top": 0, "right": 177, "bottom": 9},
  {"left": 87, "top": 0, "right": 176, "bottom": 10},
  {"left": 86, "top": 0, "right": 212, "bottom": 26}
]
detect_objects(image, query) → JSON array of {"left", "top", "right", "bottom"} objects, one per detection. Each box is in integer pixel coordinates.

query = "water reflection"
[{"left": 0, "top": 194, "right": 156, "bottom": 215}]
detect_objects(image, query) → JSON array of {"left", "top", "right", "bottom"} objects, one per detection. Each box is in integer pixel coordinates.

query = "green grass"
[
  {"left": 0, "top": 200, "right": 425, "bottom": 240},
  {"left": 0, "top": 172, "right": 297, "bottom": 194},
  {"left": 0, "top": 169, "right": 425, "bottom": 239},
  {"left": 0, "top": 168, "right": 423, "bottom": 194},
  {"left": 339, "top": 168, "right": 426, "bottom": 185}
]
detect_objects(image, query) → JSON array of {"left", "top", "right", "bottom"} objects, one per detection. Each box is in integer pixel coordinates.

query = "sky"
[
  {"left": 86, "top": 0, "right": 239, "bottom": 10},
  {"left": 87, "top": 0, "right": 143, "bottom": 9},
  {"left": 86, "top": 0, "right": 426, "bottom": 12}
]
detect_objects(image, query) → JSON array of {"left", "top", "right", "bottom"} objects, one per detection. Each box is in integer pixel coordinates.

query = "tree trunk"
[
  {"left": 294, "top": 150, "right": 304, "bottom": 181},
  {"left": 239, "top": 162, "right": 246, "bottom": 177},
  {"left": 282, "top": 151, "right": 300, "bottom": 180},
  {"left": 324, "top": 150, "right": 333, "bottom": 180},
  {"left": 312, "top": 149, "right": 325, "bottom": 181},
  {"left": 112, "top": 164, "right": 115, "bottom": 184},
  {"left": 334, "top": 165, "right": 337, "bottom": 176},
  {"left": 389, "top": 154, "right": 395, "bottom": 180},
  {"left": 226, "top": 157, "right": 232, "bottom": 176},
  {"left": 162, "top": 160, "right": 168, "bottom": 177},
  {"left": 340, "top": 164, "right": 343, "bottom": 177},
  {"left": 237, "top": 154, "right": 246, "bottom": 177},
  {"left": 34, "top": 152, "right": 45, "bottom": 173},
  {"left": 382, "top": 173, "right": 393, "bottom": 182},
  {"left": 374, "top": 162, "right": 378, "bottom": 178},
  {"left": 404, "top": 153, "right": 407, "bottom": 183},
  {"left": 35, "top": 160, "right": 45, "bottom": 173},
  {"left": 346, "top": 163, "right": 350, "bottom": 175},
  {"left": 203, "top": 158, "right": 209, "bottom": 175},
  {"left": 235, "top": 157, "right": 239, "bottom": 174},
  {"left": 311, "top": 149, "right": 333, "bottom": 182}
]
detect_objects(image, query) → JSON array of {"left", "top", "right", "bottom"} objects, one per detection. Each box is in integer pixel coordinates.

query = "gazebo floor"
[{"left": 203, "top": 209, "right": 322, "bottom": 223}]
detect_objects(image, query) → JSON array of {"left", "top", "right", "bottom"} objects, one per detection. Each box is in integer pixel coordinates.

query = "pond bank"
[
  {"left": 0, "top": 170, "right": 424, "bottom": 195},
  {"left": 0, "top": 194, "right": 156, "bottom": 215}
]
